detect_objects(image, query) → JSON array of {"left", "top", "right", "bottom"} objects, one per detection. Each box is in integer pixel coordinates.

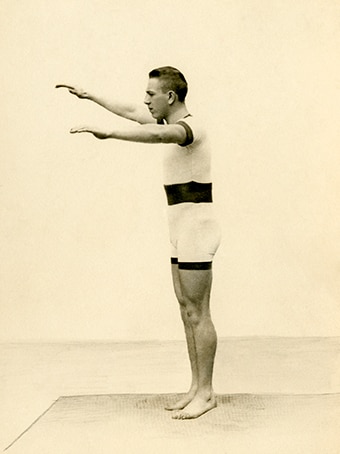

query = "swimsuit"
[{"left": 163, "top": 115, "right": 221, "bottom": 269}]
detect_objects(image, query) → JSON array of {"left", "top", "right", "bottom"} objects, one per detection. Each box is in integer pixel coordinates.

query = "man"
[{"left": 56, "top": 67, "right": 221, "bottom": 419}]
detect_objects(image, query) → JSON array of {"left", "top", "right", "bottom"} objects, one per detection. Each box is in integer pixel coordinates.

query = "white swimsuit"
[{"left": 163, "top": 116, "right": 221, "bottom": 269}]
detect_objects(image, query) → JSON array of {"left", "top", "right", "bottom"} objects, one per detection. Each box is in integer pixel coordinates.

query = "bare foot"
[
  {"left": 165, "top": 391, "right": 197, "bottom": 411},
  {"left": 171, "top": 394, "right": 217, "bottom": 419}
]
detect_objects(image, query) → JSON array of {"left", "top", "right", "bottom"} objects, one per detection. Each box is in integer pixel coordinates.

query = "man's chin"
[{"left": 150, "top": 111, "right": 163, "bottom": 120}]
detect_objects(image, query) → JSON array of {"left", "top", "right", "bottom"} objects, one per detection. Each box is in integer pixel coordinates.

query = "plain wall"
[{"left": 1, "top": 0, "right": 339, "bottom": 340}]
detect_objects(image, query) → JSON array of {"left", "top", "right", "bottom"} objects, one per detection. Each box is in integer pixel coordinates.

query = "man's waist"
[{"left": 164, "top": 181, "right": 213, "bottom": 205}]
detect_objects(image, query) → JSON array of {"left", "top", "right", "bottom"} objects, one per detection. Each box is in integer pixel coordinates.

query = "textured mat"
[{"left": 6, "top": 393, "right": 340, "bottom": 454}]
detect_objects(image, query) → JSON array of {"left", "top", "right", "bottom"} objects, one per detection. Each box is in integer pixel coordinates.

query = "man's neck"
[{"left": 165, "top": 104, "right": 190, "bottom": 124}]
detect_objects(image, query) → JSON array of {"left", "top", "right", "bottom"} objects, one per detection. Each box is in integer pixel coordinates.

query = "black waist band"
[{"left": 164, "top": 181, "right": 213, "bottom": 205}]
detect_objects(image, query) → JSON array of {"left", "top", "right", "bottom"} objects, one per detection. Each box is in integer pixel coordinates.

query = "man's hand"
[
  {"left": 70, "top": 127, "right": 110, "bottom": 139},
  {"left": 56, "top": 84, "right": 89, "bottom": 99}
]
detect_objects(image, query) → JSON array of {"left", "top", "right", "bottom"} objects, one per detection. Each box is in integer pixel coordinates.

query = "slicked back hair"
[{"left": 148, "top": 66, "right": 188, "bottom": 102}]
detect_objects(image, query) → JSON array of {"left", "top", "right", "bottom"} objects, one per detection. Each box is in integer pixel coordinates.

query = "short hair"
[{"left": 148, "top": 66, "right": 188, "bottom": 102}]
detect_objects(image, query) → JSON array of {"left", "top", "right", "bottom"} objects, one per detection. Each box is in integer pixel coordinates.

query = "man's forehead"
[{"left": 146, "top": 77, "right": 164, "bottom": 92}]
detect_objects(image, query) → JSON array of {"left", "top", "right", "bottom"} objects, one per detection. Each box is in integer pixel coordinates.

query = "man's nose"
[{"left": 144, "top": 94, "right": 150, "bottom": 105}]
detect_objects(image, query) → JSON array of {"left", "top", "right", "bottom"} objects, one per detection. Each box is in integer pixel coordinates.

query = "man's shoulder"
[
  {"left": 178, "top": 115, "right": 206, "bottom": 143},
  {"left": 176, "top": 115, "right": 203, "bottom": 129}
]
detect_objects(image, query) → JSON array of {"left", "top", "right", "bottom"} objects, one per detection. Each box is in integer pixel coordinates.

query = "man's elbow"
[
  {"left": 151, "top": 131, "right": 168, "bottom": 143},
  {"left": 145, "top": 129, "right": 172, "bottom": 143}
]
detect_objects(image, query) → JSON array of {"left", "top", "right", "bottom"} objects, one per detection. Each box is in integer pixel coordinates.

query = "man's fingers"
[
  {"left": 56, "top": 84, "right": 89, "bottom": 99},
  {"left": 69, "top": 127, "right": 107, "bottom": 140},
  {"left": 70, "top": 127, "right": 89, "bottom": 134},
  {"left": 55, "top": 84, "right": 75, "bottom": 89}
]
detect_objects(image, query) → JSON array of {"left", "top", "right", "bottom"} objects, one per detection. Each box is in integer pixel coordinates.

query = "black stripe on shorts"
[{"left": 171, "top": 258, "right": 212, "bottom": 270}]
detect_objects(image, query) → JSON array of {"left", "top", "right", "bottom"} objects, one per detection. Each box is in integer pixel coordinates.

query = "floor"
[{"left": 1, "top": 337, "right": 340, "bottom": 453}]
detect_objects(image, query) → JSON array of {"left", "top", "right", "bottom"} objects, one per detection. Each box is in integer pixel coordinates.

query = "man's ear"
[{"left": 168, "top": 90, "right": 176, "bottom": 105}]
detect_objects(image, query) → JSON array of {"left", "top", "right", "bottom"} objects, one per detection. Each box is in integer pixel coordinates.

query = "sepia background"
[{"left": 1, "top": 0, "right": 339, "bottom": 341}]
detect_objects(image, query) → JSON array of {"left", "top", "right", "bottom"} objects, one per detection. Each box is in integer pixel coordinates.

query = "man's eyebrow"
[{"left": 146, "top": 90, "right": 155, "bottom": 94}]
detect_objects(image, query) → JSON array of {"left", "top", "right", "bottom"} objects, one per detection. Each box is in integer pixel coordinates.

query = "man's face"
[{"left": 144, "top": 78, "right": 170, "bottom": 121}]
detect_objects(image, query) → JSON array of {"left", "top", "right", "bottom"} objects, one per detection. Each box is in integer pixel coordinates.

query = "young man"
[{"left": 56, "top": 67, "right": 221, "bottom": 419}]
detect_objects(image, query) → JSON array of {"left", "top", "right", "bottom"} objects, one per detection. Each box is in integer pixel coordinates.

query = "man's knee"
[
  {"left": 181, "top": 298, "right": 203, "bottom": 326},
  {"left": 186, "top": 310, "right": 201, "bottom": 326}
]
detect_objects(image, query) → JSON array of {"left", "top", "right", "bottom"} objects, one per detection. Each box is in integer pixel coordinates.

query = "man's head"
[
  {"left": 149, "top": 67, "right": 188, "bottom": 102},
  {"left": 144, "top": 67, "right": 188, "bottom": 121}
]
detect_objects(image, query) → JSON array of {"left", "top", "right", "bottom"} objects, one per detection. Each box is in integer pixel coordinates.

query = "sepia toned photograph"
[{"left": 1, "top": 1, "right": 339, "bottom": 453}]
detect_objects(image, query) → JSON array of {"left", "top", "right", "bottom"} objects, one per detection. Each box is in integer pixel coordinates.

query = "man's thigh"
[{"left": 178, "top": 268, "right": 212, "bottom": 308}]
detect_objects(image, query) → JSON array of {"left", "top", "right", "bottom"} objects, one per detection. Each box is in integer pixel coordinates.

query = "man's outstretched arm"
[
  {"left": 69, "top": 123, "right": 187, "bottom": 144},
  {"left": 55, "top": 84, "right": 155, "bottom": 124}
]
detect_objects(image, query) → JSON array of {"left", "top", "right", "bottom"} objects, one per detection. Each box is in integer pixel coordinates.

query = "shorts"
[{"left": 167, "top": 202, "right": 221, "bottom": 269}]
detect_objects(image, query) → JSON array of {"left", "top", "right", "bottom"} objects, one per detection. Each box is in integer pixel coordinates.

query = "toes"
[{"left": 171, "top": 411, "right": 189, "bottom": 420}]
